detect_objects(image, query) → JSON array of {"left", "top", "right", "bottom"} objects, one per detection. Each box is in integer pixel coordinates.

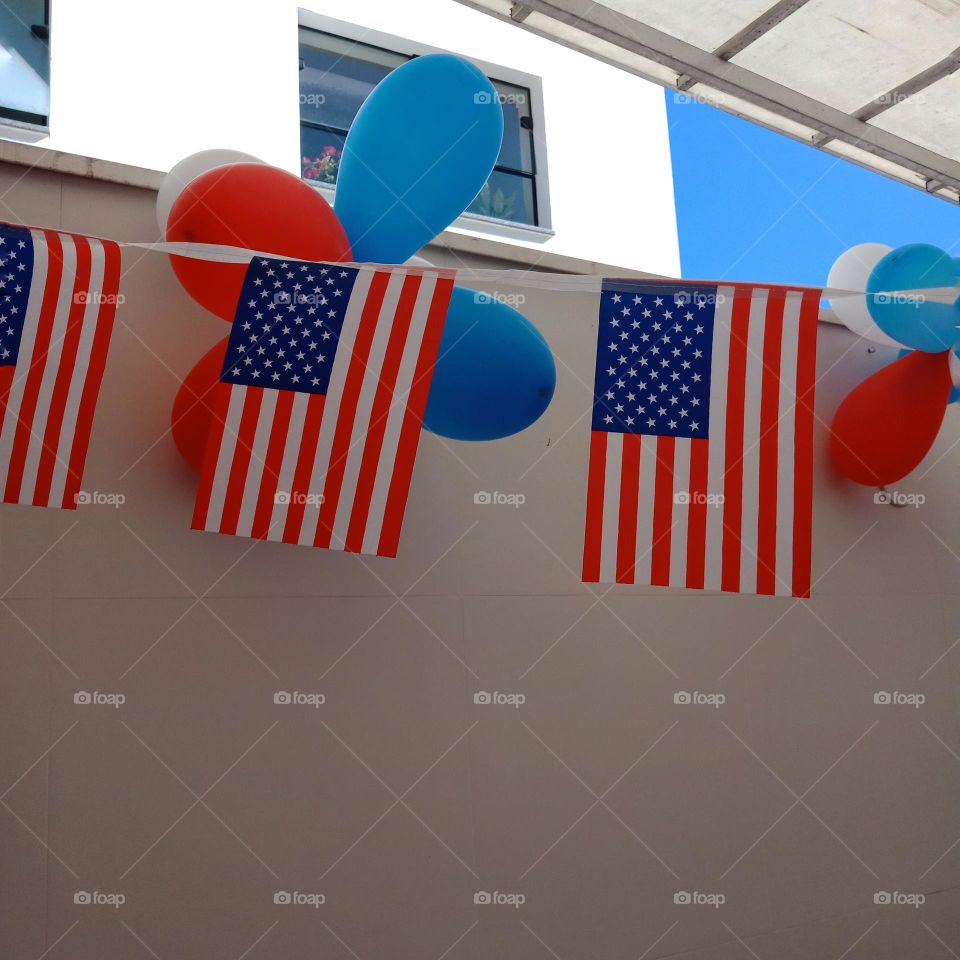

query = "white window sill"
[
  {"left": 451, "top": 211, "right": 555, "bottom": 243},
  {"left": 0, "top": 117, "right": 49, "bottom": 145}
]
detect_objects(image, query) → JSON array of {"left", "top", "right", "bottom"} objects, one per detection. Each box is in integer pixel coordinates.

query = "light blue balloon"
[
  {"left": 335, "top": 54, "right": 503, "bottom": 264},
  {"left": 867, "top": 244, "right": 960, "bottom": 352},
  {"left": 423, "top": 288, "right": 556, "bottom": 441}
]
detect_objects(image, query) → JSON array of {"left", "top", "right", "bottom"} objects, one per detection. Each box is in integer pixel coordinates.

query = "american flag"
[
  {"left": 0, "top": 223, "right": 121, "bottom": 509},
  {"left": 193, "top": 256, "right": 454, "bottom": 555},
  {"left": 582, "top": 281, "right": 819, "bottom": 597}
]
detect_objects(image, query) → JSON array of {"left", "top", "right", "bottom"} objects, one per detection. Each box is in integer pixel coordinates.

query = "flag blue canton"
[
  {"left": 221, "top": 257, "right": 360, "bottom": 395},
  {"left": 592, "top": 281, "right": 717, "bottom": 439},
  {"left": 0, "top": 224, "right": 34, "bottom": 367}
]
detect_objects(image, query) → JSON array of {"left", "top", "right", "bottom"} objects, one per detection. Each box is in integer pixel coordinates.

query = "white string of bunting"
[{"left": 115, "top": 239, "right": 959, "bottom": 302}]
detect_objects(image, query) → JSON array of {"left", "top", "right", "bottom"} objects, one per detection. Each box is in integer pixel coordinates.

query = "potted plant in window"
[
  {"left": 302, "top": 145, "right": 341, "bottom": 184},
  {"left": 471, "top": 182, "right": 517, "bottom": 221}
]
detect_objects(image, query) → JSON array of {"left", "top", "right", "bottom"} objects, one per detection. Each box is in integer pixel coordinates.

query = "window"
[
  {"left": 0, "top": 0, "right": 50, "bottom": 135},
  {"left": 298, "top": 26, "right": 544, "bottom": 230}
]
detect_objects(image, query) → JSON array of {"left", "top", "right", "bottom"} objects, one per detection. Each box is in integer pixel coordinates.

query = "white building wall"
[{"left": 36, "top": 0, "right": 679, "bottom": 274}]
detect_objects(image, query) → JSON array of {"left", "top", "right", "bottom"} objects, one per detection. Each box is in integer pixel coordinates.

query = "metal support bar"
[{"left": 712, "top": 0, "right": 812, "bottom": 61}]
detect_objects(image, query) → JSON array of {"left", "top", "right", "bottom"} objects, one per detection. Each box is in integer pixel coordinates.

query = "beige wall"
[{"left": 1, "top": 161, "right": 958, "bottom": 960}]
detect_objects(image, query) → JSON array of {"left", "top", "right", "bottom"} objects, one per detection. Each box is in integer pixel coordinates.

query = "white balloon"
[
  {"left": 156, "top": 149, "right": 264, "bottom": 236},
  {"left": 405, "top": 255, "right": 435, "bottom": 268},
  {"left": 827, "top": 243, "right": 904, "bottom": 348}
]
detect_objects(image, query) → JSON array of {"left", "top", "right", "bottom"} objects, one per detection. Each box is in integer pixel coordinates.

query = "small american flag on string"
[
  {"left": 582, "top": 280, "right": 819, "bottom": 597},
  {"left": 0, "top": 222, "right": 122, "bottom": 509},
  {"left": 193, "top": 256, "right": 454, "bottom": 555}
]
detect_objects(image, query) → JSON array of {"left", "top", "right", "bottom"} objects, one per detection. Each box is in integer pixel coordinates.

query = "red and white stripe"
[
  {"left": 0, "top": 229, "right": 121, "bottom": 509},
  {"left": 193, "top": 266, "right": 453, "bottom": 556},
  {"left": 582, "top": 284, "right": 818, "bottom": 597}
]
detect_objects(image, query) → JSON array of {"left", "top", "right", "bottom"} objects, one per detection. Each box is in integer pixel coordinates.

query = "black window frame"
[{"left": 0, "top": 0, "right": 51, "bottom": 130}]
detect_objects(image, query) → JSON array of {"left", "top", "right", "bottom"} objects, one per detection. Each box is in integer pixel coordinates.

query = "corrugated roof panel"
[
  {"left": 871, "top": 70, "right": 960, "bottom": 164},
  {"left": 455, "top": 0, "right": 960, "bottom": 201},
  {"left": 731, "top": 0, "right": 960, "bottom": 113},
  {"left": 599, "top": 0, "right": 777, "bottom": 52}
]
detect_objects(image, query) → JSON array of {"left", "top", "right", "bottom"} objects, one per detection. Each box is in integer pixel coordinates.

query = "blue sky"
[{"left": 665, "top": 92, "right": 960, "bottom": 288}]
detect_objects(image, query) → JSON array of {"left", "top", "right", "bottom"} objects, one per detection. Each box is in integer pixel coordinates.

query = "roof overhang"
[{"left": 454, "top": 0, "right": 960, "bottom": 203}]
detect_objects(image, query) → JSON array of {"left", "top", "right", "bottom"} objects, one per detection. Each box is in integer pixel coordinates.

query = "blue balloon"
[
  {"left": 867, "top": 244, "right": 960, "bottom": 352},
  {"left": 335, "top": 55, "right": 503, "bottom": 264},
  {"left": 423, "top": 288, "right": 556, "bottom": 441}
]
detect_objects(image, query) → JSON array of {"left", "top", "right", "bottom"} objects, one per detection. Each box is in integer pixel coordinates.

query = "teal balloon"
[
  {"left": 423, "top": 288, "right": 555, "bottom": 441},
  {"left": 867, "top": 244, "right": 960, "bottom": 352},
  {"left": 334, "top": 54, "right": 503, "bottom": 264}
]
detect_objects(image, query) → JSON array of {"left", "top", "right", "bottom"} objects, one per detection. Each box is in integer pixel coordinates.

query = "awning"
[{"left": 454, "top": 0, "right": 960, "bottom": 203}]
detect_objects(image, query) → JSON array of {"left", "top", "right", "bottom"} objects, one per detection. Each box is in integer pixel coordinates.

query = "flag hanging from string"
[
  {"left": 193, "top": 256, "right": 454, "bottom": 556},
  {"left": 0, "top": 222, "right": 122, "bottom": 509},
  {"left": 582, "top": 280, "right": 819, "bottom": 597}
]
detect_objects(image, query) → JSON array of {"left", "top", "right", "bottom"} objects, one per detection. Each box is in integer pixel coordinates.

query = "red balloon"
[
  {"left": 171, "top": 337, "right": 229, "bottom": 472},
  {"left": 830, "top": 349, "right": 951, "bottom": 486},
  {"left": 166, "top": 163, "right": 352, "bottom": 321}
]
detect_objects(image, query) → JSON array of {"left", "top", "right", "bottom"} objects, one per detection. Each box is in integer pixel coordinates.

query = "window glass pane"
[
  {"left": 466, "top": 170, "right": 536, "bottom": 226},
  {"left": 301, "top": 127, "right": 346, "bottom": 185},
  {"left": 299, "top": 30, "right": 408, "bottom": 131},
  {"left": 0, "top": 0, "right": 49, "bottom": 122},
  {"left": 298, "top": 30, "right": 540, "bottom": 227},
  {"left": 492, "top": 79, "right": 533, "bottom": 174}
]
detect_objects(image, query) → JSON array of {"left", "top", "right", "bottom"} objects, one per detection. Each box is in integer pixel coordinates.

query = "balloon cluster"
[
  {"left": 827, "top": 243, "right": 960, "bottom": 486},
  {"left": 159, "top": 54, "right": 557, "bottom": 472}
]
